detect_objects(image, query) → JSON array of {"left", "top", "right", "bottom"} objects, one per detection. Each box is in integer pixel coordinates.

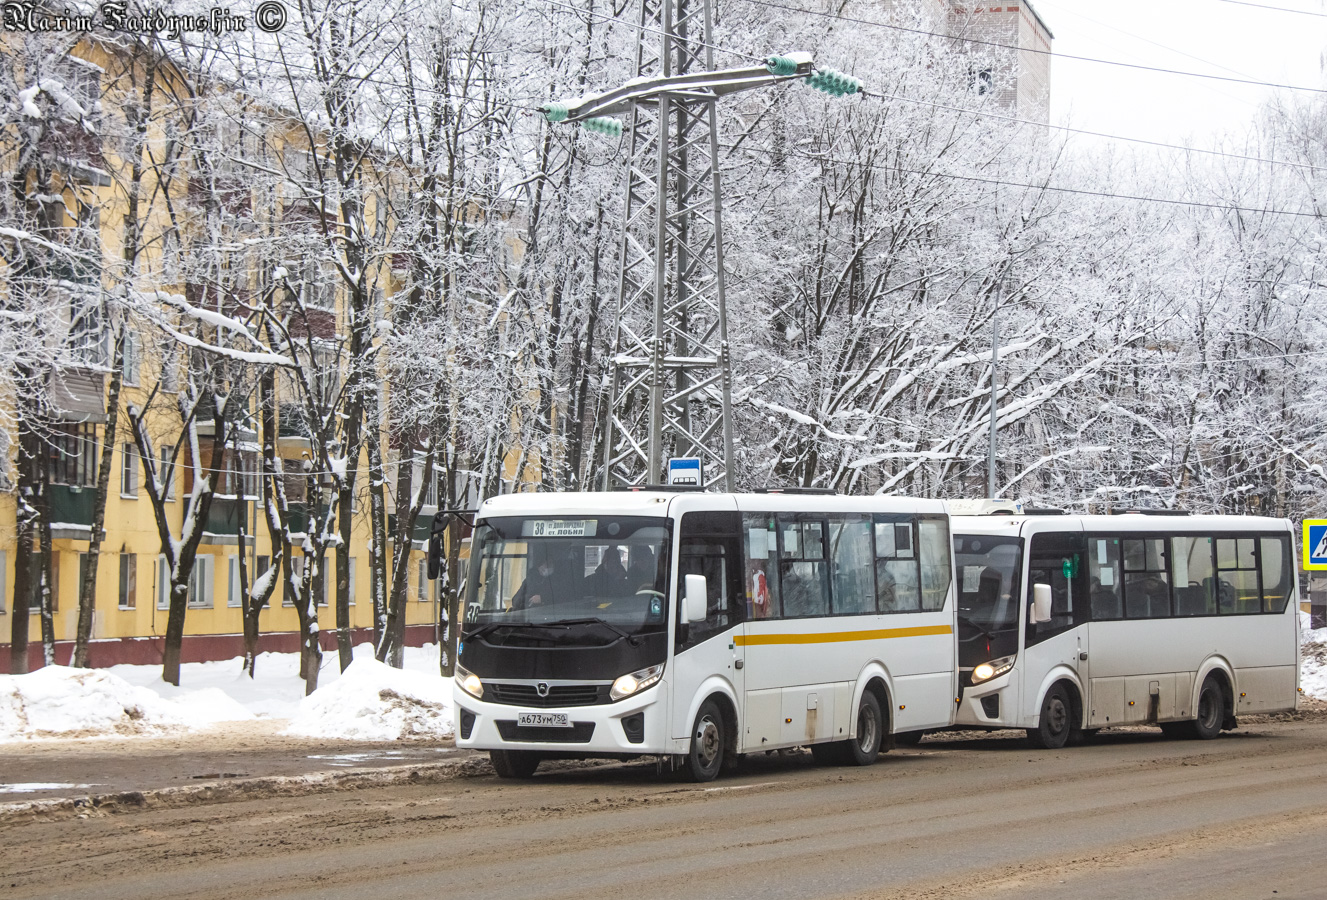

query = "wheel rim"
[
  {"left": 857, "top": 705, "right": 878, "bottom": 753},
  {"left": 695, "top": 715, "right": 721, "bottom": 768},
  {"left": 1198, "top": 687, "right": 1220, "bottom": 729},
  {"left": 1047, "top": 695, "right": 1068, "bottom": 736}
]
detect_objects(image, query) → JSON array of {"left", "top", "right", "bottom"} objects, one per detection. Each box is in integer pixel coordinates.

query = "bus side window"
[
  {"left": 1260, "top": 536, "right": 1292, "bottom": 613},
  {"left": 1216, "top": 538, "right": 1260, "bottom": 614},
  {"left": 828, "top": 516, "right": 874, "bottom": 615},
  {"left": 778, "top": 517, "right": 830, "bottom": 617},
  {"left": 743, "top": 514, "right": 782, "bottom": 619},
  {"left": 918, "top": 517, "right": 951, "bottom": 611},
  {"left": 1087, "top": 537, "right": 1123, "bottom": 620},
  {"left": 678, "top": 510, "right": 744, "bottom": 648},
  {"left": 875, "top": 516, "right": 920, "bottom": 612},
  {"left": 1122, "top": 538, "right": 1170, "bottom": 618},
  {"left": 1171, "top": 536, "right": 1216, "bottom": 616}
]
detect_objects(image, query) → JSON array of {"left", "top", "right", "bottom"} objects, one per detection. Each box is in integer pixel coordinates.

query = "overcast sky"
[{"left": 1033, "top": 0, "right": 1327, "bottom": 150}]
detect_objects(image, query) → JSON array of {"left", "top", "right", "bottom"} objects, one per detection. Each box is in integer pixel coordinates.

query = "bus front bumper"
[
  {"left": 954, "top": 670, "right": 1013, "bottom": 728},
  {"left": 454, "top": 683, "right": 670, "bottom": 756}
]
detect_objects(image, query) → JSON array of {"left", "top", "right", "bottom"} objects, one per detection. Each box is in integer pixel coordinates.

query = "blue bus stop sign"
[{"left": 668, "top": 457, "right": 702, "bottom": 487}]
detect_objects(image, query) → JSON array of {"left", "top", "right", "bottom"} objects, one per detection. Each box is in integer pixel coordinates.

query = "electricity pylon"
[{"left": 543, "top": 3, "right": 858, "bottom": 490}]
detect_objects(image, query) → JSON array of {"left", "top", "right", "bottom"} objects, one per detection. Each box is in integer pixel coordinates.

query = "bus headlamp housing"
[
  {"left": 456, "top": 665, "right": 484, "bottom": 699},
  {"left": 971, "top": 655, "right": 1016, "bottom": 684},
  {"left": 610, "top": 664, "right": 664, "bottom": 701}
]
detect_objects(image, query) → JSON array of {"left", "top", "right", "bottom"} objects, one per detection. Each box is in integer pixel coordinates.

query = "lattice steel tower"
[{"left": 543, "top": 6, "right": 832, "bottom": 489}]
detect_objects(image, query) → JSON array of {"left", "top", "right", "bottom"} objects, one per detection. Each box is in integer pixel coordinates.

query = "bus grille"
[
  {"left": 496, "top": 721, "right": 596, "bottom": 743},
  {"left": 487, "top": 683, "right": 607, "bottom": 708}
]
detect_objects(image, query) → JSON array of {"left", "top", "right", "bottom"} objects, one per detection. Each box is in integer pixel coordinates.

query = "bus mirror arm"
[
  {"left": 426, "top": 513, "right": 451, "bottom": 581},
  {"left": 1031, "top": 584, "right": 1053, "bottom": 624},
  {"left": 684, "top": 574, "right": 708, "bottom": 624}
]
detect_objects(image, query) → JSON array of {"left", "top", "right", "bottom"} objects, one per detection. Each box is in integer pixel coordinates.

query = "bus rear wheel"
[
  {"left": 490, "top": 749, "right": 542, "bottom": 779},
  {"left": 1027, "top": 683, "right": 1075, "bottom": 750},
  {"left": 1161, "top": 677, "right": 1225, "bottom": 740},
  {"left": 844, "top": 692, "right": 883, "bottom": 766}
]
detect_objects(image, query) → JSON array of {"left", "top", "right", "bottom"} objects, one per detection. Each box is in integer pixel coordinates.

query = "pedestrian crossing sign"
[{"left": 1304, "top": 520, "right": 1327, "bottom": 570}]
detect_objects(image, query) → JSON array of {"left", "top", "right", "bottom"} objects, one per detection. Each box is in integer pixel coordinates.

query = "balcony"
[
  {"left": 51, "top": 484, "right": 95, "bottom": 527},
  {"left": 204, "top": 496, "right": 250, "bottom": 536}
]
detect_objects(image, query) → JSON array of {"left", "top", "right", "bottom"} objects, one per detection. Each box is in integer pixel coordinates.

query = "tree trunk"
[
  {"left": 9, "top": 404, "right": 39, "bottom": 675},
  {"left": 37, "top": 455, "right": 55, "bottom": 666},
  {"left": 73, "top": 333, "right": 125, "bottom": 667}
]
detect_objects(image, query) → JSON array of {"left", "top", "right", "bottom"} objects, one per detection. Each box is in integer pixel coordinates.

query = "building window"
[
  {"left": 0, "top": 550, "right": 7, "bottom": 613},
  {"left": 120, "top": 443, "right": 139, "bottom": 497},
  {"left": 228, "top": 555, "right": 240, "bottom": 607},
  {"left": 418, "top": 558, "right": 428, "bottom": 602},
  {"left": 188, "top": 555, "right": 213, "bottom": 609},
  {"left": 971, "top": 67, "right": 994, "bottom": 95},
  {"left": 348, "top": 556, "right": 356, "bottom": 606},
  {"left": 118, "top": 553, "right": 136, "bottom": 609},
  {"left": 160, "top": 448, "right": 175, "bottom": 500},
  {"left": 158, "top": 555, "right": 169, "bottom": 609},
  {"left": 48, "top": 423, "right": 98, "bottom": 486},
  {"left": 121, "top": 330, "right": 141, "bottom": 386}
]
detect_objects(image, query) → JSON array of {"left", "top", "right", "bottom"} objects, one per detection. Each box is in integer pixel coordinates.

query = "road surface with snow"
[{"left": 4, "top": 713, "right": 1327, "bottom": 900}]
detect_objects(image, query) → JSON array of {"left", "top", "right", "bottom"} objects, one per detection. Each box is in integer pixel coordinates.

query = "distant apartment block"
[{"left": 872, "top": 0, "right": 1054, "bottom": 123}]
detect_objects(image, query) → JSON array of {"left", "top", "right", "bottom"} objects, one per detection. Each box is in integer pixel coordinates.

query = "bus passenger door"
[
  {"left": 1021, "top": 531, "right": 1088, "bottom": 726},
  {"left": 671, "top": 509, "right": 746, "bottom": 745}
]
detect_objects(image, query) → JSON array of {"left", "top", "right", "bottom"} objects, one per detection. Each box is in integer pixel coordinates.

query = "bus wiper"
[
  {"left": 955, "top": 613, "right": 992, "bottom": 640},
  {"left": 552, "top": 617, "right": 641, "bottom": 645}
]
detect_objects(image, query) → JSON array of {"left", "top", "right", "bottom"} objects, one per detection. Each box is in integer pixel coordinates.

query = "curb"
[{"left": 0, "top": 754, "right": 492, "bottom": 825}]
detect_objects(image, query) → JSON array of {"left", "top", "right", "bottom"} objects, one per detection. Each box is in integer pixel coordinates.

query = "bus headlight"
[
  {"left": 610, "top": 664, "right": 664, "bottom": 701},
  {"left": 971, "top": 655, "right": 1016, "bottom": 684},
  {"left": 456, "top": 665, "right": 484, "bottom": 699}
]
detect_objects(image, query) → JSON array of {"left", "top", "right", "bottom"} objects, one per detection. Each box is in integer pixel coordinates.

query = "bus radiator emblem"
[{"left": 536, "top": 682, "right": 550, "bottom": 698}]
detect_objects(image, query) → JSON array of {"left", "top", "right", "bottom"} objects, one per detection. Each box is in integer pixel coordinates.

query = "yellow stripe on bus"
[{"left": 734, "top": 624, "right": 953, "bottom": 646}]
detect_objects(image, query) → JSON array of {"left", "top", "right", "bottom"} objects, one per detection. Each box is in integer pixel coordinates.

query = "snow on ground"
[
  {"left": 283, "top": 657, "right": 454, "bottom": 741},
  {"left": 0, "top": 642, "right": 452, "bottom": 743},
  {"left": 1300, "top": 612, "right": 1327, "bottom": 700},
  {"left": 0, "top": 666, "right": 251, "bottom": 740}
]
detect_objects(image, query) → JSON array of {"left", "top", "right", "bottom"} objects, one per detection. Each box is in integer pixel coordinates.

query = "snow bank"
[
  {"left": 283, "top": 658, "right": 454, "bottom": 741},
  {"left": 1300, "top": 612, "right": 1327, "bottom": 700},
  {"left": 0, "top": 667, "right": 252, "bottom": 741}
]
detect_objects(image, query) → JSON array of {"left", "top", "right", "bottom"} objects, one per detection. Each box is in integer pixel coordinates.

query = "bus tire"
[
  {"left": 1192, "top": 676, "right": 1224, "bottom": 740},
  {"left": 1027, "top": 682, "right": 1074, "bottom": 750},
  {"left": 685, "top": 699, "right": 726, "bottom": 782},
  {"left": 490, "top": 749, "right": 541, "bottom": 779},
  {"left": 844, "top": 691, "right": 884, "bottom": 766}
]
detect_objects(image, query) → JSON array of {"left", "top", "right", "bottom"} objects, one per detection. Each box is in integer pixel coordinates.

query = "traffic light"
[
  {"left": 805, "top": 68, "right": 862, "bottom": 97},
  {"left": 582, "top": 116, "right": 623, "bottom": 137}
]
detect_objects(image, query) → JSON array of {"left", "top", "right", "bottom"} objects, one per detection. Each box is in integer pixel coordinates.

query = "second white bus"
[{"left": 949, "top": 506, "right": 1300, "bottom": 747}]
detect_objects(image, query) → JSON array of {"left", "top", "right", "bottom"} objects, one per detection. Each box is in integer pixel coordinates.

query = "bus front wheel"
[
  {"left": 490, "top": 749, "right": 542, "bottom": 779},
  {"left": 1027, "top": 683, "right": 1075, "bottom": 750},
  {"left": 685, "top": 699, "right": 726, "bottom": 782}
]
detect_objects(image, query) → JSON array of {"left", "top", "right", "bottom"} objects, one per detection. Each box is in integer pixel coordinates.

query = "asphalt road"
[{"left": 4, "top": 718, "right": 1326, "bottom": 900}]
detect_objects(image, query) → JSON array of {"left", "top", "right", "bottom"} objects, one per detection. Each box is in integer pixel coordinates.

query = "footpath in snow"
[{"left": 0, "top": 642, "right": 454, "bottom": 743}]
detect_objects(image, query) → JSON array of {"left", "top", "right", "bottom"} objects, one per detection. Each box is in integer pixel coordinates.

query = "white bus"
[
  {"left": 452, "top": 490, "right": 956, "bottom": 780},
  {"left": 949, "top": 505, "right": 1300, "bottom": 748}
]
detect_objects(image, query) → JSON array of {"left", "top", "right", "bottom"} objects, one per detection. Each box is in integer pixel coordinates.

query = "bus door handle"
[{"left": 734, "top": 659, "right": 744, "bottom": 669}]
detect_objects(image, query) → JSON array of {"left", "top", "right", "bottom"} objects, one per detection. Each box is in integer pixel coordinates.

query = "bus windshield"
[
  {"left": 462, "top": 515, "right": 672, "bottom": 644},
  {"left": 953, "top": 534, "right": 1023, "bottom": 665}
]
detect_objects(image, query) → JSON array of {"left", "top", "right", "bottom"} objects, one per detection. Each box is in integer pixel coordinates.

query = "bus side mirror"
[
  {"left": 684, "top": 574, "right": 708, "bottom": 624},
  {"left": 1031, "top": 583, "right": 1053, "bottom": 624},
  {"left": 427, "top": 513, "right": 451, "bottom": 581}
]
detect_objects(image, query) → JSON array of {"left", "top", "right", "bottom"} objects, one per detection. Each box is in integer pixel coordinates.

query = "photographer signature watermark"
[{"left": 1, "top": 0, "right": 288, "bottom": 34}]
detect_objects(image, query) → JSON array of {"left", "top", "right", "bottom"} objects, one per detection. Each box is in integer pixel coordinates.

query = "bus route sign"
[{"left": 1304, "top": 520, "right": 1327, "bottom": 571}]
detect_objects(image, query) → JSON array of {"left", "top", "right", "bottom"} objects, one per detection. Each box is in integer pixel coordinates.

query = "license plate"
[{"left": 517, "top": 711, "right": 571, "bottom": 728}]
